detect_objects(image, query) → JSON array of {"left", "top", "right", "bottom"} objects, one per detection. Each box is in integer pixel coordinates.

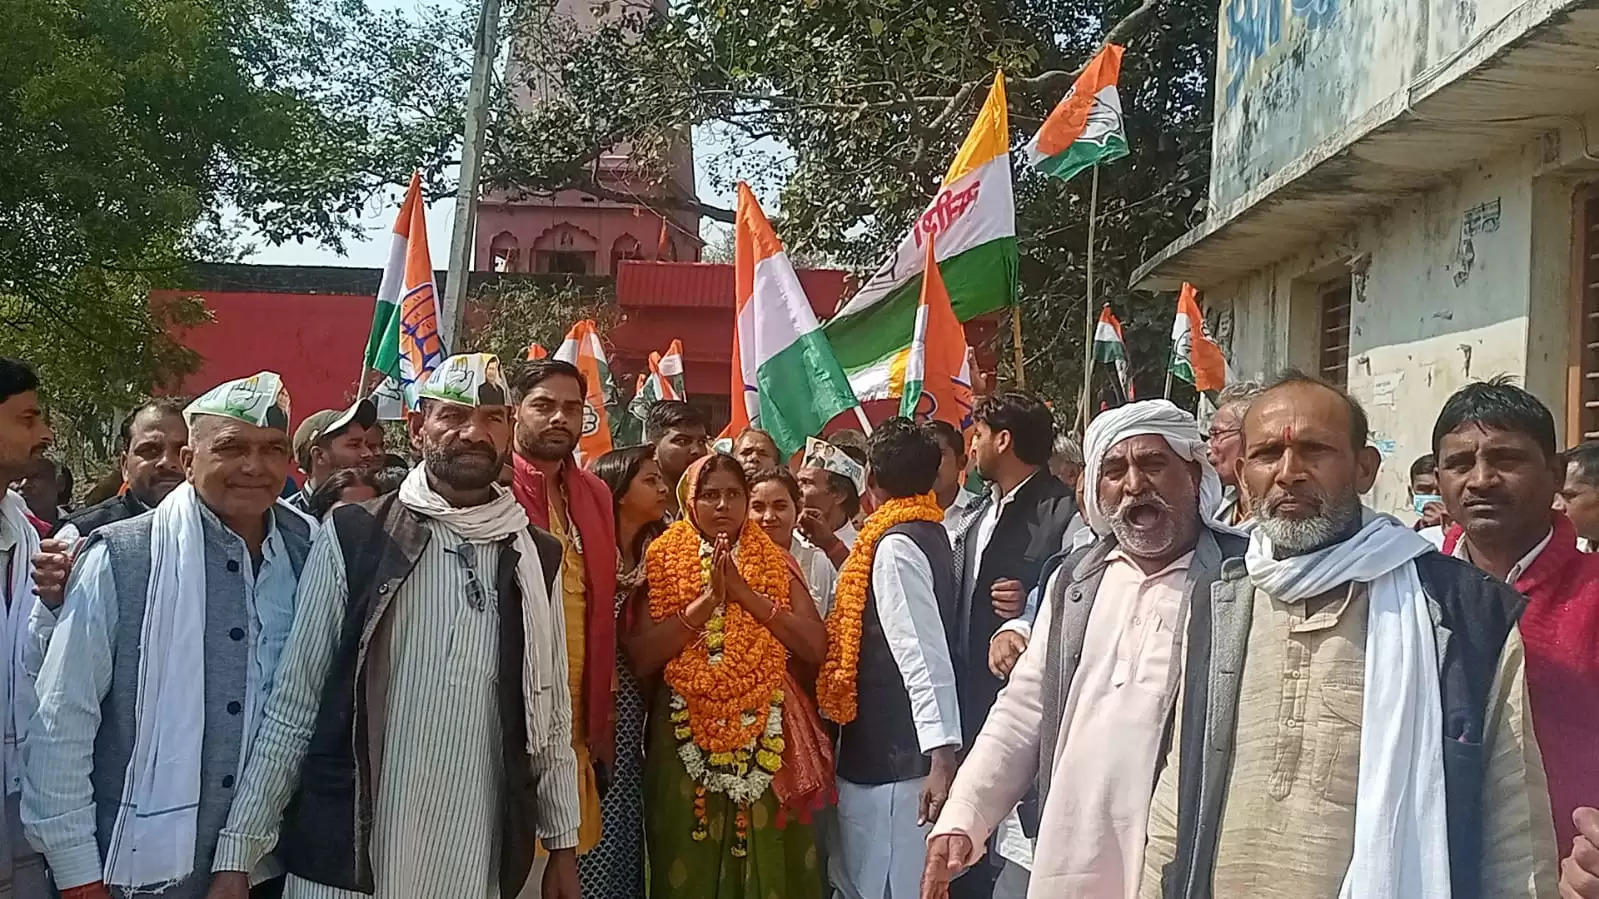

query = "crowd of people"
[{"left": 1, "top": 351, "right": 1598, "bottom": 899}]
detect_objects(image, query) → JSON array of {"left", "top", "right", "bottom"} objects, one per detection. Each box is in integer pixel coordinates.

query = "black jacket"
[
  {"left": 52, "top": 491, "right": 150, "bottom": 538},
  {"left": 274, "top": 493, "right": 562, "bottom": 896},
  {"left": 952, "top": 472, "right": 1076, "bottom": 745}
]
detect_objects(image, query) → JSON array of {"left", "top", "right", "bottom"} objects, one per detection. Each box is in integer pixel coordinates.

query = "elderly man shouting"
[{"left": 922, "top": 400, "right": 1244, "bottom": 899}]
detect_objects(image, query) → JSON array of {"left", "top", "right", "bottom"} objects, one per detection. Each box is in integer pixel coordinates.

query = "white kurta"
[{"left": 829, "top": 534, "right": 961, "bottom": 899}]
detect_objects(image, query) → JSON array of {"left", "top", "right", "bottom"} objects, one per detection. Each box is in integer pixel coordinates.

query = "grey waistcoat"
[
  {"left": 87, "top": 504, "right": 311, "bottom": 898},
  {"left": 1033, "top": 528, "right": 1241, "bottom": 814}
]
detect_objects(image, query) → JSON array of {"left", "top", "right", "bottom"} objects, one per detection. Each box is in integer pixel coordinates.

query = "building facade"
[
  {"left": 474, "top": 0, "right": 701, "bottom": 276},
  {"left": 1135, "top": 0, "right": 1599, "bottom": 511}
]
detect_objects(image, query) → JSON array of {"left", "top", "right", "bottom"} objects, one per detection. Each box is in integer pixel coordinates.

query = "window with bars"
[
  {"left": 1577, "top": 190, "right": 1599, "bottom": 442},
  {"left": 1318, "top": 278, "right": 1353, "bottom": 386}
]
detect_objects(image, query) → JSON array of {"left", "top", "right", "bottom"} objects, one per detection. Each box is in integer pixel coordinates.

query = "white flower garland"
[{"left": 671, "top": 690, "right": 785, "bottom": 805}]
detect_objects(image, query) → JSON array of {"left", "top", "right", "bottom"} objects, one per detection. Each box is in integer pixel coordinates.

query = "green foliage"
[
  {"left": 490, "top": 0, "right": 1218, "bottom": 413},
  {"left": 1, "top": 0, "right": 474, "bottom": 463},
  {"left": 465, "top": 275, "right": 619, "bottom": 364}
]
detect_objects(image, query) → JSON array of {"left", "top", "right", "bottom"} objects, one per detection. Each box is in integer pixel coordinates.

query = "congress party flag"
[
  {"left": 1094, "top": 304, "right": 1134, "bottom": 403},
  {"left": 1023, "top": 44, "right": 1130, "bottom": 182},
  {"left": 823, "top": 71, "right": 1018, "bottom": 401},
  {"left": 628, "top": 339, "right": 685, "bottom": 423},
  {"left": 897, "top": 237, "right": 975, "bottom": 430},
  {"left": 729, "top": 183, "right": 860, "bottom": 457},
  {"left": 554, "top": 320, "right": 621, "bottom": 464},
  {"left": 1169, "top": 283, "right": 1230, "bottom": 392},
  {"left": 364, "top": 171, "right": 445, "bottom": 414}
]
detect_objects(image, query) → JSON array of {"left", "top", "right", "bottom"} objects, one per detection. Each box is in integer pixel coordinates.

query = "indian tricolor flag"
[
  {"left": 1024, "top": 44, "right": 1130, "bottom": 181},
  {"left": 555, "top": 320, "right": 621, "bottom": 465},
  {"left": 823, "top": 71, "right": 1017, "bottom": 400},
  {"left": 363, "top": 171, "right": 445, "bottom": 415},
  {"left": 729, "top": 183, "right": 860, "bottom": 456},
  {"left": 628, "top": 339, "right": 685, "bottom": 423},
  {"left": 1169, "top": 283, "right": 1230, "bottom": 392},
  {"left": 1094, "top": 304, "right": 1134, "bottom": 402},
  {"left": 898, "top": 236, "right": 974, "bottom": 429}
]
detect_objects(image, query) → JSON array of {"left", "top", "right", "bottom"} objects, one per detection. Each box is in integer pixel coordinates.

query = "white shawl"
[
  {"left": 1246, "top": 511, "right": 1451, "bottom": 899},
  {"left": 104, "top": 484, "right": 315, "bottom": 889},
  {"left": 0, "top": 490, "right": 40, "bottom": 797},
  {"left": 396, "top": 466, "right": 569, "bottom": 753}
]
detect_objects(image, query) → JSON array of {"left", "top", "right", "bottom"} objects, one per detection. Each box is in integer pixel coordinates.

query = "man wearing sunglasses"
[{"left": 208, "top": 353, "right": 582, "bottom": 899}]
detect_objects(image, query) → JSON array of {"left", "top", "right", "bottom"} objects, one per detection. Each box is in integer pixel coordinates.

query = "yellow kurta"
[{"left": 548, "top": 496, "right": 604, "bottom": 853}]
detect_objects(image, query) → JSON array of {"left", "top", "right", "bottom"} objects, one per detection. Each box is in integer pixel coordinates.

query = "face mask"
[{"left": 1413, "top": 493, "right": 1443, "bottom": 516}]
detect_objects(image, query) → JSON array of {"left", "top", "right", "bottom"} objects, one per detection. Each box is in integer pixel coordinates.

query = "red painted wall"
[{"left": 155, "top": 289, "right": 376, "bottom": 432}]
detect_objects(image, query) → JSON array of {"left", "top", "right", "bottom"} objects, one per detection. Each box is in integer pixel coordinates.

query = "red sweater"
[{"left": 1445, "top": 514, "right": 1599, "bottom": 860}]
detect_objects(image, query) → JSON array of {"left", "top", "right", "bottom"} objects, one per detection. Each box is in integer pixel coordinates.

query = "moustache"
[
  {"left": 1111, "top": 492, "right": 1174, "bottom": 521},
  {"left": 1262, "top": 484, "right": 1326, "bottom": 516}
]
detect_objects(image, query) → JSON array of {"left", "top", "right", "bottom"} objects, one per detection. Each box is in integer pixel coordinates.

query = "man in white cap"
[
  {"left": 207, "top": 353, "right": 581, "bottom": 899},
  {"left": 922, "top": 399, "right": 1244, "bottom": 899},
  {"left": 24, "top": 371, "right": 315, "bottom": 899}
]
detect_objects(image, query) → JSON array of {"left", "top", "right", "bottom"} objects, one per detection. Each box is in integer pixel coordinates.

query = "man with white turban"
[{"left": 922, "top": 400, "right": 1245, "bottom": 899}]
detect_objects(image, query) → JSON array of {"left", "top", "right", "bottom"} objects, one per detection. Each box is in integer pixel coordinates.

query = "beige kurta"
[
  {"left": 1140, "top": 582, "right": 1557, "bottom": 898},
  {"left": 933, "top": 550, "right": 1193, "bottom": 898}
]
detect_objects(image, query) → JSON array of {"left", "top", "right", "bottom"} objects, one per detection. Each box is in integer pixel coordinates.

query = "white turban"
[{"left": 1081, "top": 399, "right": 1231, "bottom": 537}]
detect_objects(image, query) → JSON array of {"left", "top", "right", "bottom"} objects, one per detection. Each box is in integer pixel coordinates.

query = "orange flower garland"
[
  {"left": 817, "top": 492, "right": 947, "bottom": 724},
  {"left": 646, "top": 518, "right": 793, "bottom": 753}
]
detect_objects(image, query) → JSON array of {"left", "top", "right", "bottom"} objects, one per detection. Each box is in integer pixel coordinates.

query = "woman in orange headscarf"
[{"left": 625, "top": 453, "right": 829, "bottom": 898}]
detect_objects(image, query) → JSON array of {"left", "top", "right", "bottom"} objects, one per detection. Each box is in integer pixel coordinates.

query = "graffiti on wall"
[
  {"left": 1452, "top": 198, "right": 1501, "bottom": 288},
  {"left": 1224, "top": 0, "right": 1341, "bottom": 106}
]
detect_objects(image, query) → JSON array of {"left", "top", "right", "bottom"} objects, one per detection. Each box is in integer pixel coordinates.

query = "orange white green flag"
[
  {"left": 1169, "top": 283, "right": 1230, "bottom": 392},
  {"left": 1094, "top": 304, "right": 1134, "bottom": 401},
  {"left": 729, "top": 183, "right": 860, "bottom": 456},
  {"left": 897, "top": 236, "right": 975, "bottom": 429},
  {"left": 554, "top": 319, "right": 620, "bottom": 464},
  {"left": 823, "top": 71, "right": 1017, "bottom": 400},
  {"left": 363, "top": 170, "right": 445, "bottom": 416},
  {"left": 1023, "top": 44, "right": 1130, "bottom": 182},
  {"left": 628, "top": 339, "right": 685, "bottom": 423}
]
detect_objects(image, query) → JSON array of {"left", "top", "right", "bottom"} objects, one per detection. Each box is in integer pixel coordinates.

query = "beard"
[
  {"left": 518, "top": 427, "right": 574, "bottom": 461},
  {"left": 1254, "top": 482, "right": 1364, "bottom": 556},
  {"left": 425, "top": 440, "right": 501, "bottom": 491},
  {"left": 1105, "top": 491, "right": 1184, "bottom": 558}
]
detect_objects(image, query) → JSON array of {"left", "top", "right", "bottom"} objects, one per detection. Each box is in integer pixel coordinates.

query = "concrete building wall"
[
  {"left": 1211, "top": 115, "right": 1599, "bottom": 513},
  {"left": 1212, "top": 0, "right": 1548, "bottom": 211}
]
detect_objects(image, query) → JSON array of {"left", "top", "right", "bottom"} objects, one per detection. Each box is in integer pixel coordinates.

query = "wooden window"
[
  {"left": 1318, "top": 277, "right": 1353, "bottom": 385},
  {"left": 1575, "top": 189, "right": 1599, "bottom": 442}
]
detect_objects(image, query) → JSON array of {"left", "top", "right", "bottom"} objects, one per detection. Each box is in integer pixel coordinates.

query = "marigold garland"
[
  {"left": 817, "top": 492, "right": 947, "bottom": 724},
  {"left": 646, "top": 518, "right": 792, "bottom": 755}
]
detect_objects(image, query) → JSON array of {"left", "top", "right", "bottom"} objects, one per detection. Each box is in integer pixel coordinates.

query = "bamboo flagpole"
[
  {"left": 1011, "top": 307, "right": 1027, "bottom": 388},
  {"left": 1080, "top": 164, "right": 1101, "bottom": 432}
]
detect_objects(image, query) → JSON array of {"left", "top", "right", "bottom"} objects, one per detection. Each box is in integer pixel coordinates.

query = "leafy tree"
[
  {"left": 1, "top": 0, "right": 474, "bottom": 460},
  {"left": 487, "top": 0, "right": 1217, "bottom": 412}
]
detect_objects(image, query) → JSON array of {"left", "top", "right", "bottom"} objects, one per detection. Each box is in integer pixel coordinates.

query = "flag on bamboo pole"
[
  {"left": 526, "top": 343, "right": 548, "bottom": 360},
  {"left": 822, "top": 71, "right": 1017, "bottom": 401},
  {"left": 729, "top": 183, "right": 860, "bottom": 456},
  {"left": 1169, "top": 283, "right": 1230, "bottom": 392},
  {"left": 554, "top": 320, "right": 620, "bottom": 464},
  {"left": 897, "top": 237, "right": 975, "bottom": 429},
  {"left": 1023, "top": 44, "right": 1130, "bottom": 182},
  {"left": 657, "top": 218, "right": 673, "bottom": 260},
  {"left": 628, "top": 339, "right": 685, "bottom": 423},
  {"left": 363, "top": 171, "right": 445, "bottom": 415},
  {"left": 1094, "top": 304, "right": 1134, "bottom": 402}
]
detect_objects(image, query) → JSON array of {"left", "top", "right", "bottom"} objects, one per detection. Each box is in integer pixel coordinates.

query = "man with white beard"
[
  {"left": 1141, "top": 371, "right": 1556, "bottom": 899},
  {"left": 922, "top": 400, "right": 1245, "bottom": 899}
]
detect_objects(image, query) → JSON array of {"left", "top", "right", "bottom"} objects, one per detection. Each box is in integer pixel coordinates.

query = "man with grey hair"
[
  {"left": 1140, "top": 371, "right": 1555, "bottom": 898},
  {"left": 923, "top": 400, "right": 1245, "bottom": 899},
  {"left": 1206, "top": 380, "right": 1261, "bottom": 525},
  {"left": 1046, "top": 435, "right": 1084, "bottom": 491}
]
